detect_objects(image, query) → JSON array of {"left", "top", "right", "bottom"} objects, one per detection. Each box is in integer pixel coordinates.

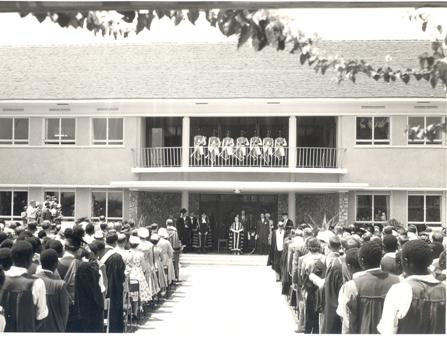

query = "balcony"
[{"left": 134, "top": 146, "right": 345, "bottom": 169}]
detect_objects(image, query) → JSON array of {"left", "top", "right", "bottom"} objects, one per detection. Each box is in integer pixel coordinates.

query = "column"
[
  {"left": 288, "top": 115, "right": 297, "bottom": 168},
  {"left": 181, "top": 115, "right": 190, "bottom": 167},
  {"left": 338, "top": 192, "right": 349, "bottom": 227},
  {"left": 181, "top": 190, "right": 189, "bottom": 211},
  {"left": 288, "top": 191, "right": 296, "bottom": 225}
]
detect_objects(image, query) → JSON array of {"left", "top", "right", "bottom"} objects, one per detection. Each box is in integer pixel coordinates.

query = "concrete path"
[{"left": 135, "top": 256, "right": 297, "bottom": 340}]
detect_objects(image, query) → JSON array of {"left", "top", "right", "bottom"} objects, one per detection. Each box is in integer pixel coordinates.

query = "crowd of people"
[
  {"left": 269, "top": 221, "right": 446, "bottom": 334},
  {"left": 0, "top": 211, "right": 181, "bottom": 333}
]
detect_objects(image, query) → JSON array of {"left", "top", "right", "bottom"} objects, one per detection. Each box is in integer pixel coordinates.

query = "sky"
[{"left": 0, "top": 7, "right": 445, "bottom": 45}]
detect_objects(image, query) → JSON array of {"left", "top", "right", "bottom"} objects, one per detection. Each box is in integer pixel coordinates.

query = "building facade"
[{"left": 0, "top": 41, "right": 446, "bottom": 242}]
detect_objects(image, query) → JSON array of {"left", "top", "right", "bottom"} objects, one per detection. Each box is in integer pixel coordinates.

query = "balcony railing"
[
  {"left": 136, "top": 147, "right": 182, "bottom": 167},
  {"left": 135, "top": 146, "right": 345, "bottom": 169},
  {"left": 189, "top": 147, "right": 288, "bottom": 167},
  {"left": 296, "top": 147, "right": 344, "bottom": 168}
]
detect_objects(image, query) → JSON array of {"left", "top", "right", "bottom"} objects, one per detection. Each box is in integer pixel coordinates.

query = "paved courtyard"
[{"left": 135, "top": 255, "right": 297, "bottom": 339}]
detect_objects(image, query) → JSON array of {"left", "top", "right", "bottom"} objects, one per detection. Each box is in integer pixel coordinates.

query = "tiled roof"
[{"left": 0, "top": 40, "right": 444, "bottom": 99}]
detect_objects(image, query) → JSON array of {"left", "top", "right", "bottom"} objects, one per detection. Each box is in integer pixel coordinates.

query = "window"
[
  {"left": 408, "top": 116, "right": 443, "bottom": 145},
  {"left": 0, "top": 118, "right": 29, "bottom": 144},
  {"left": 0, "top": 190, "right": 28, "bottom": 220},
  {"left": 408, "top": 194, "right": 442, "bottom": 230},
  {"left": 45, "top": 118, "right": 76, "bottom": 144},
  {"left": 92, "top": 191, "right": 123, "bottom": 220},
  {"left": 356, "top": 116, "right": 390, "bottom": 145},
  {"left": 44, "top": 190, "right": 75, "bottom": 218},
  {"left": 356, "top": 194, "right": 389, "bottom": 223},
  {"left": 92, "top": 118, "right": 123, "bottom": 145}
]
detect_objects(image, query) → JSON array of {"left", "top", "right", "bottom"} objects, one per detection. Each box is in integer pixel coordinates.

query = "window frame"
[
  {"left": 407, "top": 193, "right": 442, "bottom": 226},
  {"left": 43, "top": 189, "right": 76, "bottom": 220},
  {"left": 91, "top": 190, "right": 124, "bottom": 221},
  {"left": 91, "top": 117, "right": 124, "bottom": 145},
  {"left": 355, "top": 193, "right": 391, "bottom": 224},
  {"left": 44, "top": 117, "right": 76, "bottom": 145},
  {"left": 0, "top": 189, "right": 29, "bottom": 221},
  {"left": 355, "top": 115, "right": 391, "bottom": 145},
  {"left": 0, "top": 117, "right": 30, "bottom": 145},
  {"left": 407, "top": 115, "right": 444, "bottom": 145}
]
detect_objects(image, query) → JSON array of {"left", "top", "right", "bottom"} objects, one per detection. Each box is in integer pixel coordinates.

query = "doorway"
[{"left": 198, "top": 193, "right": 278, "bottom": 250}]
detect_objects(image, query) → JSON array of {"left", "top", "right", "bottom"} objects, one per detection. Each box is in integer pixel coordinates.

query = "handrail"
[{"left": 296, "top": 147, "right": 345, "bottom": 168}]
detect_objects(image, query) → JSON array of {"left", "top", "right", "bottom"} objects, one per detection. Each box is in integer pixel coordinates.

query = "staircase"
[{"left": 180, "top": 253, "right": 268, "bottom": 266}]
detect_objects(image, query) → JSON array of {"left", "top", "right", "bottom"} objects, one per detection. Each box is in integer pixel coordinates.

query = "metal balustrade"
[
  {"left": 135, "top": 146, "right": 345, "bottom": 169},
  {"left": 189, "top": 146, "right": 289, "bottom": 167},
  {"left": 296, "top": 147, "right": 344, "bottom": 168},
  {"left": 137, "top": 147, "right": 182, "bottom": 167}
]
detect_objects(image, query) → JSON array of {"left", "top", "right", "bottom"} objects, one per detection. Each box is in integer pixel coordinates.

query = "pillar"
[
  {"left": 128, "top": 190, "right": 139, "bottom": 224},
  {"left": 338, "top": 192, "right": 349, "bottom": 227},
  {"left": 288, "top": 115, "right": 297, "bottom": 168},
  {"left": 288, "top": 191, "right": 296, "bottom": 225},
  {"left": 181, "top": 190, "right": 189, "bottom": 211},
  {"left": 182, "top": 116, "right": 190, "bottom": 167}
]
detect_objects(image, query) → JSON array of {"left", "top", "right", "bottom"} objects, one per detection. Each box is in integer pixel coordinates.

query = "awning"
[{"left": 110, "top": 181, "right": 369, "bottom": 193}]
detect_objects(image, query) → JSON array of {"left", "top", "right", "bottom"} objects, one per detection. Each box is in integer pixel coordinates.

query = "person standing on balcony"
[
  {"left": 191, "top": 128, "right": 206, "bottom": 163},
  {"left": 249, "top": 129, "right": 263, "bottom": 164},
  {"left": 263, "top": 129, "right": 274, "bottom": 164},
  {"left": 207, "top": 129, "right": 221, "bottom": 166},
  {"left": 274, "top": 130, "right": 288, "bottom": 162},
  {"left": 235, "top": 130, "right": 249, "bottom": 163},
  {"left": 220, "top": 130, "right": 234, "bottom": 161}
]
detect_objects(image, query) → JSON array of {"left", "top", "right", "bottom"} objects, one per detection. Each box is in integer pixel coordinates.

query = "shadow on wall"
[
  {"left": 295, "top": 193, "right": 338, "bottom": 226},
  {"left": 137, "top": 192, "right": 181, "bottom": 227}
]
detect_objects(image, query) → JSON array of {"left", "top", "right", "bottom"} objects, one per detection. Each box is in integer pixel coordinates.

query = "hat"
[
  {"left": 94, "top": 230, "right": 104, "bottom": 240},
  {"left": 117, "top": 233, "right": 126, "bottom": 242},
  {"left": 383, "top": 226, "right": 394, "bottom": 235},
  {"left": 158, "top": 228, "right": 169, "bottom": 239},
  {"left": 150, "top": 233, "right": 160, "bottom": 242},
  {"left": 137, "top": 227, "right": 149, "bottom": 239},
  {"left": 129, "top": 235, "right": 140, "bottom": 245}
]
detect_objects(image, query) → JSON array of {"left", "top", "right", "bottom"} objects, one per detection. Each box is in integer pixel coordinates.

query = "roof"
[{"left": 0, "top": 40, "right": 444, "bottom": 99}]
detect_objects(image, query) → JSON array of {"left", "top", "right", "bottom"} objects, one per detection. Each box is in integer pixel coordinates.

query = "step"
[{"left": 180, "top": 253, "right": 268, "bottom": 266}]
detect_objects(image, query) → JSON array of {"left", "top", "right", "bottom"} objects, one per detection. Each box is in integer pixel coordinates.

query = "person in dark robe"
[
  {"left": 240, "top": 210, "right": 250, "bottom": 253},
  {"left": 280, "top": 212, "right": 294, "bottom": 230},
  {"left": 256, "top": 212, "right": 270, "bottom": 254},
  {"left": 270, "top": 221, "right": 286, "bottom": 281},
  {"left": 75, "top": 258, "right": 104, "bottom": 333},
  {"left": 96, "top": 234, "right": 126, "bottom": 333},
  {"left": 193, "top": 213, "right": 210, "bottom": 253},
  {"left": 176, "top": 208, "right": 189, "bottom": 251},
  {"left": 280, "top": 229, "right": 294, "bottom": 295},
  {"left": 36, "top": 249, "right": 69, "bottom": 332},
  {"left": 228, "top": 214, "right": 244, "bottom": 255},
  {"left": 185, "top": 211, "right": 198, "bottom": 253}
]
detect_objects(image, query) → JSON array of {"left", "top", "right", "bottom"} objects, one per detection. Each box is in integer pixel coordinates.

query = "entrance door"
[{"left": 198, "top": 194, "right": 278, "bottom": 251}]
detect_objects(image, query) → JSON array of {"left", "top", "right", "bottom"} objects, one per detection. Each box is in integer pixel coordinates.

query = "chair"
[{"left": 217, "top": 239, "right": 228, "bottom": 253}]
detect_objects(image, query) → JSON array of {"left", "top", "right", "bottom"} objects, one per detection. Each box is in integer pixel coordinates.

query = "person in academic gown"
[
  {"left": 280, "top": 212, "right": 294, "bottom": 230},
  {"left": 256, "top": 212, "right": 270, "bottom": 254},
  {"left": 270, "top": 221, "right": 286, "bottom": 281},
  {"left": 185, "top": 212, "right": 198, "bottom": 253},
  {"left": 228, "top": 214, "right": 244, "bottom": 255},
  {"left": 176, "top": 208, "right": 189, "bottom": 251},
  {"left": 96, "top": 235, "right": 126, "bottom": 333}
]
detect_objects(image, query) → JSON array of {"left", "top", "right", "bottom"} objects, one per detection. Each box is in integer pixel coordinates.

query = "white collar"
[
  {"left": 100, "top": 248, "right": 117, "bottom": 265},
  {"left": 383, "top": 252, "right": 397, "bottom": 258},
  {"left": 353, "top": 267, "right": 381, "bottom": 279},
  {"left": 405, "top": 274, "right": 440, "bottom": 284},
  {"left": 5, "top": 266, "right": 28, "bottom": 277}
]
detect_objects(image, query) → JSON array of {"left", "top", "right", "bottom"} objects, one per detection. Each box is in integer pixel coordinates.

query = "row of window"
[
  {"left": 1, "top": 116, "right": 444, "bottom": 146},
  {"left": 0, "top": 118, "right": 124, "bottom": 145},
  {"left": 356, "top": 115, "right": 444, "bottom": 145},
  {"left": 0, "top": 190, "right": 123, "bottom": 220},
  {"left": 356, "top": 194, "right": 442, "bottom": 228}
]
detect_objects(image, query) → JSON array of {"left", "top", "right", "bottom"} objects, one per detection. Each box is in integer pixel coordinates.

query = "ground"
[{"left": 135, "top": 254, "right": 297, "bottom": 339}]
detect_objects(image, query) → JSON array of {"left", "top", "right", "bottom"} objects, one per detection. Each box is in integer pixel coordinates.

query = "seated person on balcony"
[
  {"left": 191, "top": 128, "right": 206, "bottom": 161},
  {"left": 235, "top": 130, "right": 249, "bottom": 162},
  {"left": 249, "top": 129, "right": 263, "bottom": 160},
  {"left": 207, "top": 129, "right": 221, "bottom": 165},
  {"left": 263, "top": 129, "right": 274, "bottom": 164},
  {"left": 220, "top": 130, "right": 234, "bottom": 160},
  {"left": 274, "top": 130, "right": 287, "bottom": 159}
]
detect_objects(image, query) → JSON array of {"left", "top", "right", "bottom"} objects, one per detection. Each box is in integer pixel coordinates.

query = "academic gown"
[
  {"left": 269, "top": 228, "right": 284, "bottom": 274},
  {"left": 321, "top": 255, "right": 344, "bottom": 334},
  {"left": 103, "top": 251, "right": 126, "bottom": 333},
  {"left": 256, "top": 218, "right": 270, "bottom": 254}
]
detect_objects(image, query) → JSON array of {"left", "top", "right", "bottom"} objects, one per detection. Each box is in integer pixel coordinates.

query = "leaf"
[
  {"left": 174, "top": 11, "right": 183, "bottom": 26},
  {"left": 136, "top": 13, "right": 147, "bottom": 34},
  {"left": 34, "top": 12, "right": 47, "bottom": 23},
  {"left": 56, "top": 13, "right": 71, "bottom": 27},
  {"left": 373, "top": 73, "right": 381, "bottom": 81},
  {"left": 19, "top": 12, "right": 28, "bottom": 18},
  {"left": 422, "top": 72, "right": 430, "bottom": 81},
  {"left": 237, "top": 25, "right": 250, "bottom": 49},
  {"left": 155, "top": 9, "right": 164, "bottom": 19},
  {"left": 187, "top": 10, "right": 200, "bottom": 25},
  {"left": 277, "top": 37, "right": 286, "bottom": 51},
  {"left": 401, "top": 73, "right": 410, "bottom": 84},
  {"left": 119, "top": 11, "right": 136, "bottom": 23},
  {"left": 146, "top": 10, "right": 154, "bottom": 30},
  {"left": 437, "top": 25, "right": 443, "bottom": 34},
  {"left": 299, "top": 53, "right": 307, "bottom": 65},
  {"left": 384, "top": 72, "right": 390, "bottom": 82},
  {"left": 422, "top": 21, "right": 427, "bottom": 32}
]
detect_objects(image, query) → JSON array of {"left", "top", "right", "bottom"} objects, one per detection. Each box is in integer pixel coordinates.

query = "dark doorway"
[
  {"left": 198, "top": 193, "right": 278, "bottom": 252},
  {"left": 297, "top": 116, "right": 336, "bottom": 147},
  {"left": 145, "top": 117, "right": 182, "bottom": 148}
]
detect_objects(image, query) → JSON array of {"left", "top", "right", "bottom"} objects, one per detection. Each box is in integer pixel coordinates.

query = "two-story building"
[{"left": 0, "top": 40, "right": 446, "bottom": 244}]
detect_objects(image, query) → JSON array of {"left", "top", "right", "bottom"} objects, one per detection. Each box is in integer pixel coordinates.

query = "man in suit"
[
  {"left": 256, "top": 212, "right": 270, "bottom": 254},
  {"left": 281, "top": 212, "right": 294, "bottom": 231}
]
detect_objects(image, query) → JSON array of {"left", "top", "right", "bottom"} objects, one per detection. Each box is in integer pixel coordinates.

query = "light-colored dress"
[
  {"left": 274, "top": 137, "right": 287, "bottom": 158},
  {"left": 158, "top": 238, "right": 176, "bottom": 285},
  {"left": 137, "top": 240, "right": 160, "bottom": 297},
  {"left": 221, "top": 137, "right": 235, "bottom": 160},
  {"left": 126, "top": 248, "right": 152, "bottom": 302},
  {"left": 235, "top": 137, "right": 249, "bottom": 161},
  {"left": 207, "top": 136, "right": 221, "bottom": 164},
  {"left": 153, "top": 245, "right": 168, "bottom": 289},
  {"left": 250, "top": 136, "right": 263, "bottom": 158}
]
